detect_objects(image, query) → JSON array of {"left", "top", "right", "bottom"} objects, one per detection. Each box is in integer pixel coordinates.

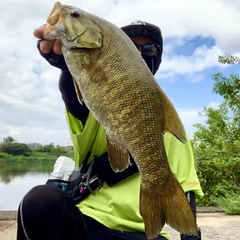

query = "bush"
[
  {"left": 211, "top": 184, "right": 240, "bottom": 214},
  {"left": 34, "top": 143, "right": 68, "bottom": 156},
  {"left": 195, "top": 156, "right": 240, "bottom": 206},
  {"left": 0, "top": 143, "right": 32, "bottom": 156},
  {"left": 0, "top": 152, "right": 12, "bottom": 158}
]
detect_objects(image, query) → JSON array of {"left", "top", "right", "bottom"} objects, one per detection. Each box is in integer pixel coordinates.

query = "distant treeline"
[{"left": 0, "top": 136, "right": 74, "bottom": 160}]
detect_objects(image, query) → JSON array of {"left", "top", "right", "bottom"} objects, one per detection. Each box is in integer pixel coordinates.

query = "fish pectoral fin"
[
  {"left": 140, "top": 174, "right": 198, "bottom": 239},
  {"left": 157, "top": 87, "right": 187, "bottom": 143},
  {"left": 73, "top": 78, "right": 83, "bottom": 105},
  {"left": 106, "top": 136, "right": 130, "bottom": 173}
]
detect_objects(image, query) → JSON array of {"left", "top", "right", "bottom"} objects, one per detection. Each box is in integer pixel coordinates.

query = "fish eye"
[{"left": 71, "top": 10, "right": 80, "bottom": 18}]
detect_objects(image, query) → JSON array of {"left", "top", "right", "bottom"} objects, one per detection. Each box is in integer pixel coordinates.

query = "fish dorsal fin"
[
  {"left": 157, "top": 87, "right": 187, "bottom": 143},
  {"left": 106, "top": 135, "right": 130, "bottom": 172}
]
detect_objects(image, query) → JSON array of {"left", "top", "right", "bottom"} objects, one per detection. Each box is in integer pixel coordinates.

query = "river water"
[
  {"left": 0, "top": 172, "right": 50, "bottom": 210},
  {"left": 0, "top": 160, "right": 54, "bottom": 210}
]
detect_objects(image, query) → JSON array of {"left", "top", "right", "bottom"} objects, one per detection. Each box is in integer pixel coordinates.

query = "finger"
[
  {"left": 40, "top": 40, "right": 56, "bottom": 54},
  {"left": 52, "top": 39, "right": 63, "bottom": 55},
  {"left": 34, "top": 25, "right": 54, "bottom": 54},
  {"left": 34, "top": 25, "right": 55, "bottom": 54},
  {"left": 34, "top": 24, "right": 62, "bottom": 55},
  {"left": 33, "top": 25, "right": 46, "bottom": 39}
]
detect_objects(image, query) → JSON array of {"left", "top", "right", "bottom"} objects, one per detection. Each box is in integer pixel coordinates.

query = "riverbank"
[
  {"left": 2, "top": 207, "right": 240, "bottom": 240},
  {"left": 0, "top": 206, "right": 223, "bottom": 220}
]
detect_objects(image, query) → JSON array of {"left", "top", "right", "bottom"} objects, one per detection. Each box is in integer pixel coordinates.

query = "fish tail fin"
[
  {"left": 140, "top": 186, "right": 165, "bottom": 239},
  {"left": 140, "top": 175, "right": 198, "bottom": 239}
]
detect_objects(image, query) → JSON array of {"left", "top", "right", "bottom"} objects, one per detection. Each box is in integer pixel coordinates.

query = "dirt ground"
[
  {"left": 1, "top": 212, "right": 240, "bottom": 239},
  {"left": 163, "top": 212, "right": 240, "bottom": 239}
]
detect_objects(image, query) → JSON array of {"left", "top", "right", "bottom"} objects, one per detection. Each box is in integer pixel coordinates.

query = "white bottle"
[{"left": 49, "top": 156, "right": 75, "bottom": 181}]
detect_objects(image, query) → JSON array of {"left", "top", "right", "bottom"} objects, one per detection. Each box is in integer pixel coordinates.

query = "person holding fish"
[{"left": 17, "top": 3, "right": 203, "bottom": 240}]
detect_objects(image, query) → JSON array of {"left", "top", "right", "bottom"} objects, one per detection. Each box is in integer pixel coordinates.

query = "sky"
[{"left": 0, "top": 0, "right": 240, "bottom": 146}]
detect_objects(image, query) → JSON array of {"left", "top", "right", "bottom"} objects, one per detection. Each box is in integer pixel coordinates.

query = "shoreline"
[
  {"left": 2, "top": 208, "right": 240, "bottom": 240},
  {"left": 0, "top": 206, "right": 223, "bottom": 220}
]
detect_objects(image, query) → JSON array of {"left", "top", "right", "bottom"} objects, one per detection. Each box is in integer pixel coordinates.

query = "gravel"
[{"left": 1, "top": 209, "right": 240, "bottom": 239}]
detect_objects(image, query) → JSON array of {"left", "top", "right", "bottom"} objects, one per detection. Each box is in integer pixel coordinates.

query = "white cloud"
[
  {"left": 0, "top": 0, "right": 239, "bottom": 145},
  {"left": 178, "top": 108, "right": 205, "bottom": 139},
  {"left": 207, "top": 101, "right": 220, "bottom": 109},
  {"left": 177, "top": 101, "right": 221, "bottom": 139},
  {"left": 158, "top": 45, "right": 223, "bottom": 76}
]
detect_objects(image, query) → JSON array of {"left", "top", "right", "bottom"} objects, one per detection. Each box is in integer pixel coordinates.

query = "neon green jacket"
[{"left": 66, "top": 110, "right": 203, "bottom": 239}]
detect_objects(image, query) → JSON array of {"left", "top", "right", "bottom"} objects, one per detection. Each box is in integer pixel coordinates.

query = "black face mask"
[{"left": 142, "top": 54, "right": 162, "bottom": 75}]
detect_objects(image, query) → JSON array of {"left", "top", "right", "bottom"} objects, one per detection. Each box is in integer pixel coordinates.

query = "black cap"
[
  {"left": 121, "top": 20, "right": 163, "bottom": 47},
  {"left": 121, "top": 20, "right": 163, "bottom": 75}
]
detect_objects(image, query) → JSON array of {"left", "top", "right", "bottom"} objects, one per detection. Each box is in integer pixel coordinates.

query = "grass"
[
  {"left": 211, "top": 183, "right": 240, "bottom": 215},
  {"left": 213, "top": 193, "right": 240, "bottom": 214}
]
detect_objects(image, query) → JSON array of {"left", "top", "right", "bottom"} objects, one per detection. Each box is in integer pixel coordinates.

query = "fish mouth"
[
  {"left": 47, "top": 2, "right": 62, "bottom": 25},
  {"left": 43, "top": 2, "right": 62, "bottom": 39},
  {"left": 42, "top": 1, "right": 102, "bottom": 48}
]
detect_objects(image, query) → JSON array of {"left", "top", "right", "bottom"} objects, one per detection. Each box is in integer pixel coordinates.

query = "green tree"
[
  {"left": 0, "top": 142, "right": 32, "bottom": 156},
  {"left": 212, "top": 54, "right": 240, "bottom": 116},
  {"left": 36, "top": 143, "right": 55, "bottom": 153},
  {"left": 3, "top": 136, "right": 15, "bottom": 144},
  {"left": 218, "top": 53, "right": 240, "bottom": 65},
  {"left": 34, "top": 143, "right": 68, "bottom": 157},
  {"left": 51, "top": 145, "right": 68, "bottom": 155},
  {"left": 193, "top": 104, "right": 239, "bottom": 157},
  {"left": 192, "top": 104, "right": 240, "bottom": 206},
  {"left": 192, "top": 54, "right": 240, "bottom": 206}
]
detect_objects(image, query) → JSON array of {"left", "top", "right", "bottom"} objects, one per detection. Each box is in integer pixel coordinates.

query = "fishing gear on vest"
[{"left": 46, "top": 153, "right": 139, "bottom": 204}]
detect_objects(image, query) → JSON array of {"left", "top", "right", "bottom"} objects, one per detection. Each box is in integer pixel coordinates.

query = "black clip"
[{"left": 79, "top": 159, "right": 103, "bottom": 195}]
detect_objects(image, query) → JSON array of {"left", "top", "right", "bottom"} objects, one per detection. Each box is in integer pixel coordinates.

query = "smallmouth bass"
[{"left": 43, "top": 2, "right": 198, "bottom": 239}]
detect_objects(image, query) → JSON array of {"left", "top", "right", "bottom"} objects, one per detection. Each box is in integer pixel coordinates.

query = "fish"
[{"left": 42, "top": 2, "right": 198, "bottom": 239}]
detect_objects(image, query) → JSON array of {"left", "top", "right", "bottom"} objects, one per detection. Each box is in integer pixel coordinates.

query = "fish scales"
[{"left": 43, "top": 2, "right": 198, "bottom": 239}]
